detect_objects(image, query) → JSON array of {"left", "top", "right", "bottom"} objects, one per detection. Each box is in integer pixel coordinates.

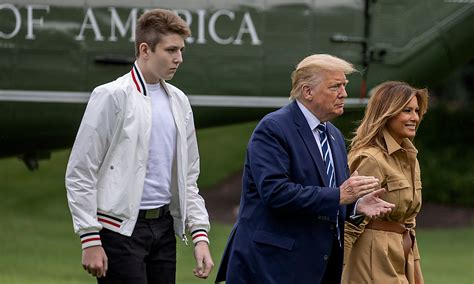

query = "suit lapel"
[{"left": 290, "top": 101, "right": 329, "bottom": 187}]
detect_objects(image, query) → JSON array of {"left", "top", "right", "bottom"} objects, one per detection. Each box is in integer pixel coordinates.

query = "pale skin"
[
  {"left": 339, "top": 170, "right": 379, "bottom": 205},
  {"left": 354, "top": 187, "right": 395, "bottom": 218},
  {"left": 193, "top": 241, "right": 215, "bottom": 278},
  {"left": 340, "top": 171, "right": 395, "bottom": 218},
  {"left": 387, "top": 95, "right": 420, "bottom": 144},
  {"left": 138, "top": 33, "right": 185, "bottom": 83},
  {"left": 82, "top": 33, "right": 214, "bottom": 279},
  {"left": 298, "top": 71, "right": 394, "bottom": 216},
  {"left": 82, "top": 246, "right": 107, "bottom": 278}
]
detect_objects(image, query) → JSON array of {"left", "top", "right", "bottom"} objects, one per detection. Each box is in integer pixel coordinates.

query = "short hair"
[
  {"left": 290, "top": 54, "right": 356, "bottom": 100},
  {"left": 349, "top": 81, "right": 429, "bottom": 155},
  {"left": 135, "top": 9, "right": 191, "bottom": 58}
]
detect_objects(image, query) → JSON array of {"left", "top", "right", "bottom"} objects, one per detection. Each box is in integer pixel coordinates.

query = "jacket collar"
[
  {"left": 131, "top": 62, "right": 173, "bottom": 99},
  {"left": 131, "top": 62, "right": 147, "bottom": 96},
  {"left": 383, "top": 129, "right": 417, "bottom": 155}
]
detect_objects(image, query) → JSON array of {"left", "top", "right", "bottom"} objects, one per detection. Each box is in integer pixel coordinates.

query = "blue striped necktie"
[
  {"left": 316, "top": 123, "right": 341, "bottom": 247},
  {"left": 316, "top": 123, "right": 336, "bottom": 188}
]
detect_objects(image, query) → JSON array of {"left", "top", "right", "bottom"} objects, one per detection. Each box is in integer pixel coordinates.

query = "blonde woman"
[{"left": 342, "top": 81, "right": 429, "bottom": 284}]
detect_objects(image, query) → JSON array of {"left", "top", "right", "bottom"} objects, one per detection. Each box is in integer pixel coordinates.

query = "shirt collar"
[
  {"left": 383, "top": 129, "right": 418, "bottom": 155},
  {"left": 296, "top": 100, "right": 321, "bottom": 131}
]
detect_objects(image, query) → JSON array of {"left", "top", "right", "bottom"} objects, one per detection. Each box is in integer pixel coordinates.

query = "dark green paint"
[{"left": 0, "top": 0, "right": 473, "bottom": 160}]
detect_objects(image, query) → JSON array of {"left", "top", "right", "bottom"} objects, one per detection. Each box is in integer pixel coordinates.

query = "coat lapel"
[{"left": 290, "top": 101, "right": 329, "bottom": 187}]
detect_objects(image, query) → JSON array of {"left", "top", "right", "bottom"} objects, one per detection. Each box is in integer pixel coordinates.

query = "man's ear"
[
  {"left": 302, "top": 85, "right": 313, "bottom": 101},
  {"left": 139, "top": 43, "right": 150, "bottom": 58}
]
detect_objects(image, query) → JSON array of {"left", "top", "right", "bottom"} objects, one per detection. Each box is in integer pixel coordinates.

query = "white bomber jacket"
[{"left": 66, "top": 63, "right": 210, "bottom": 249}]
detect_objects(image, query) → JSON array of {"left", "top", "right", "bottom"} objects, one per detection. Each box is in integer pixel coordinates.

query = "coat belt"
[{"left": 366, "top": 219, "right": 413, "bottom": 259}]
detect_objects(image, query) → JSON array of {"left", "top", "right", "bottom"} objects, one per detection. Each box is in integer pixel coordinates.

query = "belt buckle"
[{"left": 145, "top": 208, "right": 160, "bottom": 219}]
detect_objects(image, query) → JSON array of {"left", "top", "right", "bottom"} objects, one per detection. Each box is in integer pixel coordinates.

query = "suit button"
[
  {"left": 323, "top": 254, "right": 329, "bottom": 261},
  {"left": 330, "top": 224, "right": 335, "bottom": 230}
]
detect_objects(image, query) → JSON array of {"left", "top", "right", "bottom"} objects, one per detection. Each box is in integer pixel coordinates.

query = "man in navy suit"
[{"left": 216, "top": 54, "right": 394, "bottom": 284}]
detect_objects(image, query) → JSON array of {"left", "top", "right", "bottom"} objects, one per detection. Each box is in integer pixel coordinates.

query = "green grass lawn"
[
  {"left": 418, "top": 227, "right": 474, "bottom": 284},
  {"left": 0, "top": 121, "right": 472, "bottom": 283}
]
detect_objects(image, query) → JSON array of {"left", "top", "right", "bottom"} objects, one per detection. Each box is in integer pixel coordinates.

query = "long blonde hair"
[{"left": 349, "top": 81, "right": 429, "bottom": 156}]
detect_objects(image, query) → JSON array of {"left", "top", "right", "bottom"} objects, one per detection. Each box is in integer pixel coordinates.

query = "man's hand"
[
  {"left": 193, "top": 241, "right": 214, "bottom": 279},
  {"left": 339, "top": 171, "right": 380, "bottom": 205},
  {"left": 82, "top": 246, "right": 108, "bottom": 278},
  {"left": 356, "top": 188, "right": 395, "bottom": 218}
]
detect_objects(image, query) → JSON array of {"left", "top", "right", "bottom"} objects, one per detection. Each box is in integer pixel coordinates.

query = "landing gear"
[{"left": 20, "top": 152, "right": 51, "bottom": 171}]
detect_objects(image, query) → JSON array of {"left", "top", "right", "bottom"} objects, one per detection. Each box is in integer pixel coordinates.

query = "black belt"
[{"left": 138, "top": 204, "right": 170, "bottom": 219}]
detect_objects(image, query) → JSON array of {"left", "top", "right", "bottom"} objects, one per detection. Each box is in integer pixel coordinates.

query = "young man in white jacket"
[{"left": 66, "top": 9, "right": 213, "bottom": 283}]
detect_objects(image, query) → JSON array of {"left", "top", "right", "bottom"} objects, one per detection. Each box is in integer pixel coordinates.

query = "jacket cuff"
[
  {"left": 348, "top": 198, "right": 365, "bottom": 225},
  {"left": 80, "top": 232, "right": 102, "bottom": 249},
  {"left": 191, "top": 229, "right": 209, "bottom": 245}
]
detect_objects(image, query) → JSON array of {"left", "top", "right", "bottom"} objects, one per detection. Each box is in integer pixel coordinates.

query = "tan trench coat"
[{"left": 342, "top": 130, "right": 422, "bottom": 284}]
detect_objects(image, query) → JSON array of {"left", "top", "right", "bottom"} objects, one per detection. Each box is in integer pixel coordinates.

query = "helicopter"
[{"left": 0, "top": 0, "right": 472, "bottom": 169}]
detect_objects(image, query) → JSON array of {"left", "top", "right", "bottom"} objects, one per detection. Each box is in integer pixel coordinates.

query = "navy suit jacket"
[{"left": 216, "top": 101, "right": 351, "bottom": 284}]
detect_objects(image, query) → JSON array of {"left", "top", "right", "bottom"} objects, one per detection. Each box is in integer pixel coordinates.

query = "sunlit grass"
[{"left": 417, "top": 227, "right": 474, "bottom": 283}]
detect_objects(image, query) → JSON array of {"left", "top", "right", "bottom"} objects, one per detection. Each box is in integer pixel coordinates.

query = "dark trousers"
[
  {"left": 98, "top": 212, "right": 176, "bottom": 284},
  {"left": 320, "top": 238, "right": 343, "bottom": 284}
]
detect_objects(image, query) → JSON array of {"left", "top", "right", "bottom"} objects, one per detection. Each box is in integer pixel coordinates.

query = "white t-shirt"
[{"left": 141, "top": 83, "right": 176, "bottom": 209}]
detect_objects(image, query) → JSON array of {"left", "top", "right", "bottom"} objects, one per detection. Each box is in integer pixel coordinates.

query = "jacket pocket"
[
  {"left": 386, "top": 179, "right": 411, "bottom": 191},
  {"left": 385, "top": 178, "right": 412, "bottom": 217},
  {"left": 253, "top": 230, "right": 295, "bottom": 251}
]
